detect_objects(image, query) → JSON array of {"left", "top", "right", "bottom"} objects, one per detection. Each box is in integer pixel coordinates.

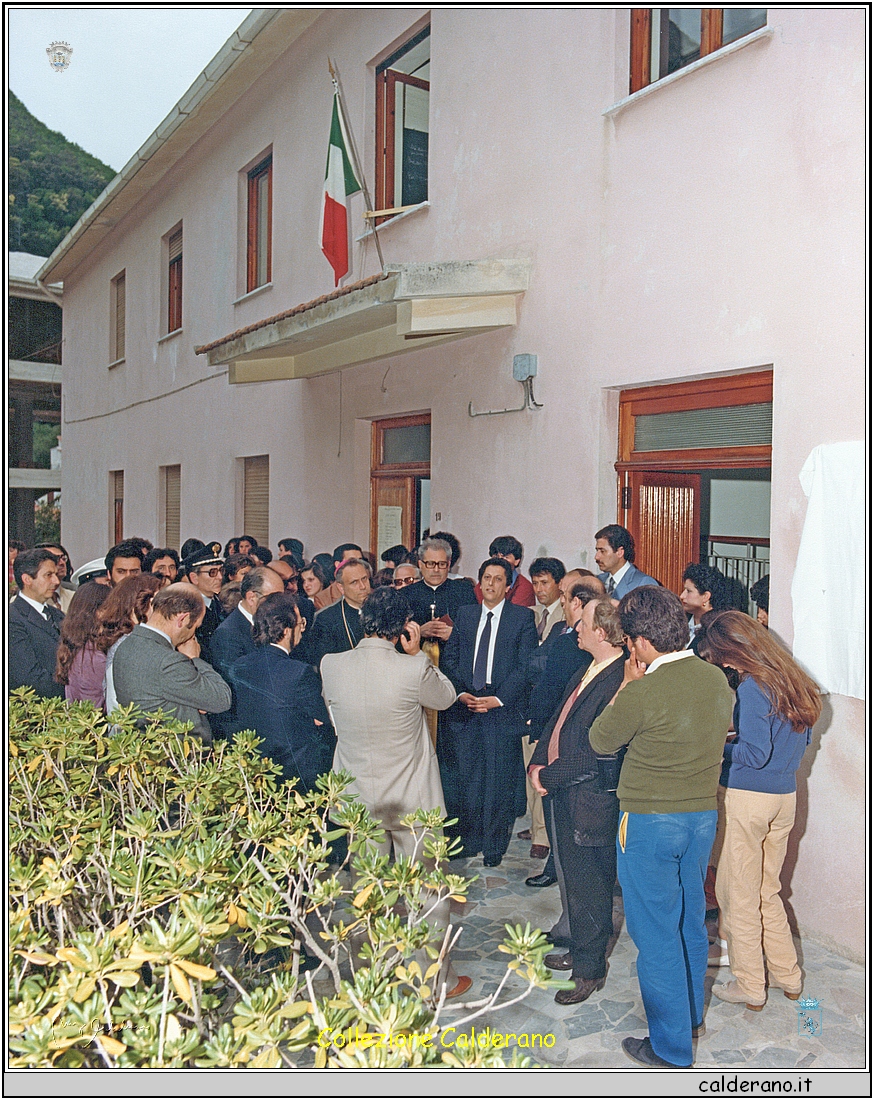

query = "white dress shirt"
[
  {"left": 474, "top": 598, "right": 506, "bottom": 686},
  {"left": 608, "top": 561, "right": 631, "bottom": 591},
  {"left": 18, "top": 592, "right": 52, "bottom": 619}
]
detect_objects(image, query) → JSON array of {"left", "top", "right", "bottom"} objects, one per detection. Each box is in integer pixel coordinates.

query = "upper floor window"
[
  {"left": 630, "top": 9, "right": 767, "bottom": 93},
  {"left": 167, "top": 226, "right": 183, "bottom": 333},
  {"left": 375, "top": 26, "right": 429, "bottom": 221},
  {"left": 110, "top": 270, "right": 125, "bottom": 363},
  {"left": 247, "top": 155, "right": 272, "bottom": 292}
]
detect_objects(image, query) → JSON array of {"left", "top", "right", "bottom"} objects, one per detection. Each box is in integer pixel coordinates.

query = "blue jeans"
[{"left": 617, "top": 810, "right": 717, "bottom": 1067}]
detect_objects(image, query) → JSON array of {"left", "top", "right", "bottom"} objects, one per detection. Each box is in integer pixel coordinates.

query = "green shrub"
[{"left": 8, "top": 690, "right": 561, "bottom": 1068}]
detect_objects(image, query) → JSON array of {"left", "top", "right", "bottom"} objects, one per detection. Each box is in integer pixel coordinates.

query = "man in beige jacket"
[{"left": 321, "top": 585, "right": 469, "bottom": 998}]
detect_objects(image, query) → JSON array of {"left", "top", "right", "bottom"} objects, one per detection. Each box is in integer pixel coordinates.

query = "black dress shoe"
[
  {"left": 483, "top": 855, "right": 502, "bottom": 867},
  {"left": 554, "top": 975, "right": 606, "bottom": 1005},
  {"left": 621, "top": 1035, "right": 690, "bottom": 1069},
  {"left": 525, "top": 872, "right": 558, "bottom": 888},
  {"left": 544, "top": 952, "right": 573, "bottom": 971}
]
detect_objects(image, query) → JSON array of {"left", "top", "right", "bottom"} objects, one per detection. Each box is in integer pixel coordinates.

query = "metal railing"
[{"left": 707, "top": 536, "right": 769, "bottom": 616}]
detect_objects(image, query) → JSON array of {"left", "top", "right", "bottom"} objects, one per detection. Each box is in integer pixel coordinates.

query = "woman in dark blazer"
[{"left": 229, "top": 593, "right": 334, "bottom": 792}]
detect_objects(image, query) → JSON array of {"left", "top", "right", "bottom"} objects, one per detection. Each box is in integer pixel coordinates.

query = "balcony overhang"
[{"left": 194, "top": 260, "right": 531, "bottom": 383}]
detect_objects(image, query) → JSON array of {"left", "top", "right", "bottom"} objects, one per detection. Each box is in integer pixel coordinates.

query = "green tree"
[{"left": 8, "top": 92, "right": 116, "bottom": 256}]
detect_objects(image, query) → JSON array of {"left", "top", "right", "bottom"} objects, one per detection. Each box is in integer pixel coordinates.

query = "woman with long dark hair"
[
  {"left": 97, "top": 573, "right": 164, "bottom": 714},
  {"left": 299, "top": 559, "right": 334, "bottom": 610},
  {"left": 55, "top": 582, "right": 112, "bottom": 706},
  {"left": 698, "top": 611, "right": 821, "bottom": 1010}
]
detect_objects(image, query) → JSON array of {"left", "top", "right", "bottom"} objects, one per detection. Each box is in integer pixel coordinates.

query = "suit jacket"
[
  {"left": 321, "top": 638, "right": 457, "bottom": 826},
  {"left": 530, "top": 653, "right": 626, "bottom": 845},
  {"left": 443, "top": 600, "right": 537, "bottom": 738},
  {"left": 209, "top": 607, "right": 256, "bottom": 739},
  {"left": 309, "top": 598, "right": 365, "bottom": 669},
  {"left": 8, "top": 596, "right": 65, "bottom": 698},
  {"left": 599, "top": 563, "right": 659, "bottom": 599},
  {"left": 112, "top": 624, "right": 232, "bottom": 742},
  {"left": 527, "top": 628, "right": 592, "bottom": 741},
  {"left": 211, "top": 607, "right": 255, "bottom": 680},
  {"left": 230, "top": 645, "right": 334, "bottom": 790}
]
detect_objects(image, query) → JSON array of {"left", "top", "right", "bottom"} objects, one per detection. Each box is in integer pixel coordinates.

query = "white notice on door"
[{"left": 377, "top": 505, "right": 404, "bottom": 560}]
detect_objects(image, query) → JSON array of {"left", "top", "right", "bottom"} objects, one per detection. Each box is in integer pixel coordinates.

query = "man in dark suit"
[
  {"left": 210, "top": 566, "right": 285, "bottom": 738},
  {"left": 595, "top": 524, "right": 659, "bottom": 598},
  {"left": 9, "top": 549, "right": 65, "bottom": 698},
  {"left": 212, "top": 567, "right": 285, "bottom": 680},
  {"left": 230, "top": 593, "right": 334, "bottom": 791},
  {"left": 442, "top": 557, "right": 537, "bottom": 866},
  {"left": 307, "top": 558, "right": 372, "bottom": 669},
  {"left": 112, "top": 583, "right": 231, "bottom": 743},
  {"left": 180, "top": 546, "right": 225, "bottom": 665},
  {"left": 524, "top": 572, "right": 602, "bottom": 890},
  {"left": 529, "top": 596, "right": 627, "bottom": 1004}
]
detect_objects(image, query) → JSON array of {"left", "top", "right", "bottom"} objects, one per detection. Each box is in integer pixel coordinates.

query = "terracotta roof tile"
[{"left": 194, "top": 272, "right": 389, "bottom": 355}]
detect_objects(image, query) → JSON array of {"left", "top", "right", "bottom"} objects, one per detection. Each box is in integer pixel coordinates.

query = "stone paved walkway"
[{"left": 441, "top": 824, "right": 866, "bottom": 1070}]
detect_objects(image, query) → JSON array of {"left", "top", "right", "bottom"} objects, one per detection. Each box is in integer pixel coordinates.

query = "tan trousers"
[
  {"left": 522, "top": 738, "right": 548, "bottom": 847},
  {"left": 376, "top": 823, "right": 458, "bottom": 989},
  {"left": 716, "top": 787, "right": 802, "bottom": 1001}
]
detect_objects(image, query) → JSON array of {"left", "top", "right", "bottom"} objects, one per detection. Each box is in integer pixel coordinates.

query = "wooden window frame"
[
  {"left": 630, "top": 8, "right": 765, "bottom": 94},
  {"left": 167, "top": 227, "right": 183, "bottom": 334},
  {"left": 616, "top": 370, "right": 773, "bottom": 476},
  {"left": 375, "top": 27, "right": 430, "bottom": 224},
  {"left": 246, "top": 156, "right": 273, "bottom": 293},
  {"left": 110, "top": 270, "right": 125, "bottom": 363},
  {"left": 370, "top": 413, "right": 432, "bottom": 478}
]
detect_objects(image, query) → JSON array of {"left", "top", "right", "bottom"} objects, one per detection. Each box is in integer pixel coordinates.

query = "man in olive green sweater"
[{"left": 589, "top": 586, "right": 732, "bottom": 1069}]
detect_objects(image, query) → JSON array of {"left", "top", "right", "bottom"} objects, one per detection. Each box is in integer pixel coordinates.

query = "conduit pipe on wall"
[{"left": 468, "top": 354, "right": 543, "bottom": 417}]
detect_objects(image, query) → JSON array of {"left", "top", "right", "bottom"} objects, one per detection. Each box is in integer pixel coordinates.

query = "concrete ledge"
[
  {"left": 9, "top": 360, "right": 62, "bottom": 385},
  {"left": 9, "top": 468, "right": 62, "bottom": 490}
]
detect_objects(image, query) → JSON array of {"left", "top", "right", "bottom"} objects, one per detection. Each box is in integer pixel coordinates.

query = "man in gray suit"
[
  {"left": 113, "top": 583, "right": 231, "bottom": 743},
  {"left": 321, "top": 586, "right": 470, "bottom": 999},
  {"left": 594, "top": 524, "right": 659, "bottom": 598}
]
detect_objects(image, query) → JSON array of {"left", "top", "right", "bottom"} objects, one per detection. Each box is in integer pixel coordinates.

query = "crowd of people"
[{"left": 9, "top": 522, "right": 816, "bottom": 1068}]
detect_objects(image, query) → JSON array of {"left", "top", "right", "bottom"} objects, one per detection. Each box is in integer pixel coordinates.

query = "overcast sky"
[{"left": 9, "top": 7, "right": 254, "bottom": 172}]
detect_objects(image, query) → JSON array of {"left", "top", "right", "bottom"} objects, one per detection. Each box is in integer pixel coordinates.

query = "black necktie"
[
  {"left": 472, "top": 611, "right": 493, "bottom": 691},
  {"left": 605, "top": 575, "right": 616, "bottom": 596}
]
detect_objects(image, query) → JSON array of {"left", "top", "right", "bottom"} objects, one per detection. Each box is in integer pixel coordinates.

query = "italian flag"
[{"left": 320, "top": 92, "right": 361, "bottom": 286}]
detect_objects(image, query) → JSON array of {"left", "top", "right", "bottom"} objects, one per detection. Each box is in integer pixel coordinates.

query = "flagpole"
[{"left": 329, "top": 59, "right": 385, "bottom": 273}]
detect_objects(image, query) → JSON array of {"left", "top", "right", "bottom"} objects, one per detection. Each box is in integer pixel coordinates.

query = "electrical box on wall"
[{"left": 513, "top": 354, "right": 537, "bottom": 381}]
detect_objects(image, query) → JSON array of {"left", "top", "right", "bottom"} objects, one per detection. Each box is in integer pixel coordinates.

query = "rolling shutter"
[{"left": 243, "top": 455, "right": 269, "bottom": 546}]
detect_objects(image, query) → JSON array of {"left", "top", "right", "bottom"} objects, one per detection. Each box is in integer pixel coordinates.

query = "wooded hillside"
[{"left": 8, "top": 91, "right": 116, "bottom": 257}]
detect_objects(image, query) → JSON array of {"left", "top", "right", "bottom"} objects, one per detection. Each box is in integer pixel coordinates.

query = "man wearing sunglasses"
[
  {"left": 181, "top": 546, "right": 225, "bottom": 665},
  {"left": 392, "top": 562, "right": 420, "bottom": 589}
]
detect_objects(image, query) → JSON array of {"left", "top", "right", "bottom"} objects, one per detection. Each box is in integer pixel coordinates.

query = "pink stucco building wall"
[{"left": 52, "top": 8, "right": 865, "bottom": 958}]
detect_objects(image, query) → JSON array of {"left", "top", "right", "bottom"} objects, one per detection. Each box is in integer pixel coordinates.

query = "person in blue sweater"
[{"left": 699, "top": 611, "right": 822, "bottom": 1010}]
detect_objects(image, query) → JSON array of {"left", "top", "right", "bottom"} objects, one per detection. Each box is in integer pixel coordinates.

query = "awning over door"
[{"left": 194, "top": 259, "right": 530, "bottom": 383}]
